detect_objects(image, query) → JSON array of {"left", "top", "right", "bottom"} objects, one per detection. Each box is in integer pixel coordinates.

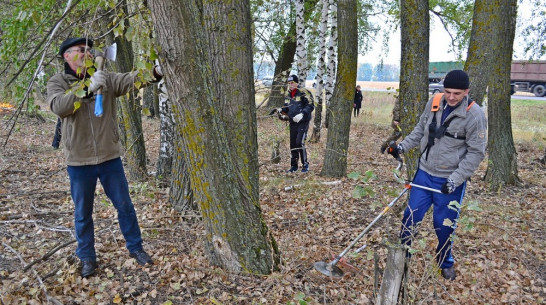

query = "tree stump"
[{"left": 375, "top": 245, "right": 406, "bottom": 305}]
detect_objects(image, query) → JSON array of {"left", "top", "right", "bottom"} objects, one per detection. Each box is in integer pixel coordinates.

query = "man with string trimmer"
[{"left": 387, "top": 70, "right": 487, "bottom": 280}]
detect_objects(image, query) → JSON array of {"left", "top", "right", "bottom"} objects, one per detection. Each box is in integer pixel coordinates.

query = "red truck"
[{"left": 511, "top": 60, "right": 546, "bottom": 97}]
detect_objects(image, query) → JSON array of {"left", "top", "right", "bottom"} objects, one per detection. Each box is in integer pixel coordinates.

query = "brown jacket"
[{"left": 47, "top": 71, "right": 139, "bottom": 166}]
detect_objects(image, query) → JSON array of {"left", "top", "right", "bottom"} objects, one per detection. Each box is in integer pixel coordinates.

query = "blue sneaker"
[
  {"left": 286, "top": 166, "right": 298, "bottom": 173},
  {"left": 301, "top": 163, "right": 309, "bottom": 173}
]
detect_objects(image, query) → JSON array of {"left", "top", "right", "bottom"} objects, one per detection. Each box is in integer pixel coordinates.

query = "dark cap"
[
  {"left": 59, "top": 37, "right": 93, "bottom": 56},
  {"left": 287, "top": 75, "right": 299, "bottom": 83},
  {"left": 443, "top": 69, "right": 469, "bottom": 90}
]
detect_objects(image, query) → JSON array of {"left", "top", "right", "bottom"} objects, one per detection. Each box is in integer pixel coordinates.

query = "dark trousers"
[
  {"left": 353, "top": 107, "right": 360, "bottom": 117},
  {"left": 289, "top": 121, "right": 309, "bottom": 168},
  {"left": 67, "top": 158, "right": 143, "bottom": 260},
  {"left": 399, "top": 170, "right": 466, "bottom": 269},
  {"left": 52, "top": 118, "right": 62, "bottom": 149}
]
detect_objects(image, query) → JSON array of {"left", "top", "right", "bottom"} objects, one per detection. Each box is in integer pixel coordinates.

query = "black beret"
[
  {"left": 287, "top": 75, "right": 299, "bottom": 83},
  {"left": 443, "top": 69, "right": 469, "bottom": 90},
  {"left": 59, "top": 37, "right": 93, "bottom": 56}
]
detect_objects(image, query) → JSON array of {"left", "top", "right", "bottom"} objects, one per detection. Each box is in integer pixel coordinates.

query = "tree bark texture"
[
  {"left": 465, "top": 0, "right": 496, "bottom": 105},
  {"left": 376, "top": 246, "right": 406, "bottom": 305},
  {"left": 398, "top": 0, "right": 429, "bottom": 177},
  {"left": 295, "top": 0, "right": 309, "bottom": 83},
  {"left": 149, "top": 0, "right": 279, "bottom": 274},
  {"left": 484, "top": 0, "right": 521, "bottom": 190},
  {"left": 156, "top": 80, "right": 174, "bottom": 183},
  {"left": 320, "top": 0, "right": 357, "bottom": 178},
  {"left": 310, "top": 0, "right": 330, "bottom": 143},
  {"left": 324, "top": 0, "right": 338, "bottom": 129}
]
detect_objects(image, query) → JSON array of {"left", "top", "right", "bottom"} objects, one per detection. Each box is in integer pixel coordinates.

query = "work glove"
[
  {"left": 387, "top": 141, "right": 401, "bottom": 160},
  {"left": 441, "top": 178, "right": 456, "bottom": 194},
  {"left": 88, "top": 71, "right": 106, "bottom": 93},
  {"left": 293, "top": 113, "right": 304, "bottom": 123}
]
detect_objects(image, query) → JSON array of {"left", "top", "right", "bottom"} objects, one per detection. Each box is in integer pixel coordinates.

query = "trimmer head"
[{"left": 313, "top": 261, "right": 344, "bottom": 277}]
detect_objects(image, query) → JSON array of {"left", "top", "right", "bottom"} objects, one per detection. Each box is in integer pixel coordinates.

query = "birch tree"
[
  {"left": 324, "top": 0, "right": 338, "bottom": 128},
  {"left": 310, "top": 0, "right": 330, "bottom": 142},
  {"left": 295, "top": 0, "right": 309, "bottom": 83}
]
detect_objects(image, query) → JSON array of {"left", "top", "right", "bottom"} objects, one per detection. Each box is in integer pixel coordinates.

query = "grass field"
[{"left": 257, "top": 85, "right": 546, "bottom": 148}]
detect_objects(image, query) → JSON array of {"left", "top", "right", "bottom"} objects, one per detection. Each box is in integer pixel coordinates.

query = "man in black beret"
[
  {"left": 387, "top": 69, "right": 487, "bottom": 281},
  {"left": 47, "top": 37, "right": 162, "bottom": 277}
]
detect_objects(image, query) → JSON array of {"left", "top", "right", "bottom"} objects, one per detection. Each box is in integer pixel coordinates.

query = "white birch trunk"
[
  {"left": 156, "top": 79, "right": 174, "bottom": 181},
  {"left": 295, "top": 0, "right": 308, "bottom": 86},
  {"left": 325, "top": 0, "right": 338, "bottom": 105},
  {"left": 310, "top": 0, "right": 330, "bottom": 142}
]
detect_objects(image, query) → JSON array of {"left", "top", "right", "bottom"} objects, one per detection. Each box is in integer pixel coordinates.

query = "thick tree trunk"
[
  {"left": 310, "top": 0, "right": 330, "bottom": 143},
  {"left": 465, "top": 0, "right": 496, "bottom": 105},
  {"left": 398, "top": 0, "right": 429, "bottom": 177},
  {"left": 149, "top": 0, "right": 279, "bottom": 274},
  {"left": 484, "top": 0, "right": 521, "bottom": 190},
  {"left": 320, "top": 0, "right": 357, "bottom": 177}
]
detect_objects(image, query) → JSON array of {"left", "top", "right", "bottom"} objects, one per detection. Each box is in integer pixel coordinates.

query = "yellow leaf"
[
  {"left": 113, "top": 294, "right": 122, "bottom": 304},
  {"left": 74, "top": 101, "right": 81, "bottom": 112}
]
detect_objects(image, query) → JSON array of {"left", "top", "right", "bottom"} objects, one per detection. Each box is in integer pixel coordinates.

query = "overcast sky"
[{"left": 362, "top": 1, "right": 542, "bottom": 65}]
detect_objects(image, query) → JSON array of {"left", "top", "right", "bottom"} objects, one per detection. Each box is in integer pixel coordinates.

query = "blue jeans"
[
  {"left": 400, "top": 170, "right": 466, "bottom": 269},
  {"left": 67, "top": 158, "right": 143, "bottom": 261}
]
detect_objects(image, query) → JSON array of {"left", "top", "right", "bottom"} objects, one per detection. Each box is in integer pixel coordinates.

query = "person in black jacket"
[
  {"left": 282, "top": 75, "right": 315, "bottom": 173},
  {"left": 353, "top": 85, "right": 363, "bottom": 117}
]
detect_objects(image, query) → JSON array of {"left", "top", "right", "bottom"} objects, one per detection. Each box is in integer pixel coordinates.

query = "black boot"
[{"left": 80, "top": 260, "right": 98, "bottom": 278}]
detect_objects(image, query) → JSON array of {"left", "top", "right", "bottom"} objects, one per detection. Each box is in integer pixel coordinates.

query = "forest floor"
[{"left": 0, "top": 94, "right": 545, "bottom": 304}]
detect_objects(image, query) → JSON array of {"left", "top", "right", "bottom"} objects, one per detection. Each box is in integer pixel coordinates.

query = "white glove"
[
  {"left": 293, "top": 113, "right": 304, "bottom": 123},
  {"left": 88, "top": 71, "right": 106, "bottom": 93}
]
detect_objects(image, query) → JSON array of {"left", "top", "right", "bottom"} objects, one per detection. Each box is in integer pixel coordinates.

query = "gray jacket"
[{"left": 400, "top": 95, "right": 487, "bottom": 187}]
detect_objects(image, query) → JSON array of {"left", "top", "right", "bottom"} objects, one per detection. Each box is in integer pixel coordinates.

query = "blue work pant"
[
  {"left": 400, "top": 170, "right": 466, "bottom": 269},
  {"left": 67, "top": 158, "right": 143, "bottom": 261}
]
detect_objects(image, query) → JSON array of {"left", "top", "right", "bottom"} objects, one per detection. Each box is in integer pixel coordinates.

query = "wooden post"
[{"left": 375, "top": 245, "right": 406, "bottom": 305}]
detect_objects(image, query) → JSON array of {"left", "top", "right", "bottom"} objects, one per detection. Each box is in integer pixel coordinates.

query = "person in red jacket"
[{"left": 47, "top": 37, "right": 162, "bottom": 278}]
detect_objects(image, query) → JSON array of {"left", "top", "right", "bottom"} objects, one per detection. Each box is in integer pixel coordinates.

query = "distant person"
[
  {"left": 353, "top": 85, "right": 363, "bottom": 117},
  {"left": 281, "top": 75, "right": 314, "bottom": 173},
  {"left": 380, "top": 97, "right": 401, "bottom": 153},
  {"left": 47, "top": 37, "right": 163, "bottom": 278},
  {"left": 387, "top": 70, "right": 487, "bottom": 281},
  {"left": 52, "top": 118, "right": 62, "bottom": 149}
]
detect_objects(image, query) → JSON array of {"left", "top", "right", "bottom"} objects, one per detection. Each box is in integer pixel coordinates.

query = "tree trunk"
[
  {"left": 143, "top": 85, "right": 155, "bottom": 118},
  {"left": 115, "top": 32, "right": 148, "bottom": 180},
  {"left": 465, "top": 0, "right": 496, "bottom": 105},
  {"left": 324, "top": 0, "right": 338, "bottom": 129},
  {"left": 156, "top": 80, "right": 174, "bottom": 185},
  {"left": 295, "top": 0, "right": 309, "bottom": 84},
  {"left": 399, "top": 0, "right": 429, "bottom": 177},
  {"left": 484, "top": 0, "right": 521, "bottom": 190},
  {"left": 376, "top": 246, "right": 406, "bottom": 305},
  {"left": 310, "top": 0, "right": 330, "bottom": 143},
  {"left": 320, "top": 0, "right": 357, "bottom": 178},
  {"left": 149, "top": 0, "right": 279, "bottom": 274}
]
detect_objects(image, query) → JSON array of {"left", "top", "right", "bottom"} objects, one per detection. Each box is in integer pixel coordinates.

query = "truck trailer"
[{"left": 510, "top": 60, "right": 546, "bottom": 97}]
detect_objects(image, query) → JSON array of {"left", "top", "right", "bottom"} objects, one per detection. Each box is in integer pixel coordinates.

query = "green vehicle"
[{"left": 429, "top": 61, "right": 464, "bottom": 83}]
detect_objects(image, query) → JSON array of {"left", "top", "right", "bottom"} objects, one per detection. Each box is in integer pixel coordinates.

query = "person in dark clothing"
[
  {"left": 282, "top": 75, "right": 315, "bottom": 173},
  {"left": 52, "top": 118, "right": 62, "bottom": 149},
  {"left": 353, "top": 85, "right": 363, "bottom": 117}
]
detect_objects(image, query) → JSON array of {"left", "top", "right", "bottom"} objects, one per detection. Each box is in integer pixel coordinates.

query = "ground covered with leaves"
[{"left": 0, "top": 100, "right": 544, "bottom": 304}]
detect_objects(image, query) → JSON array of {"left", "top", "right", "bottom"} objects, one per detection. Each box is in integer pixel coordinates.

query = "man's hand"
[
  {"left": 441, "top": 178, "right": 456, "bottom": 194},
  {"left": 293, "top": 113, "right": 304, "bottom": 123},
  {"left": 89, "top": 71, "right": 106, "bottom": 93}
]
